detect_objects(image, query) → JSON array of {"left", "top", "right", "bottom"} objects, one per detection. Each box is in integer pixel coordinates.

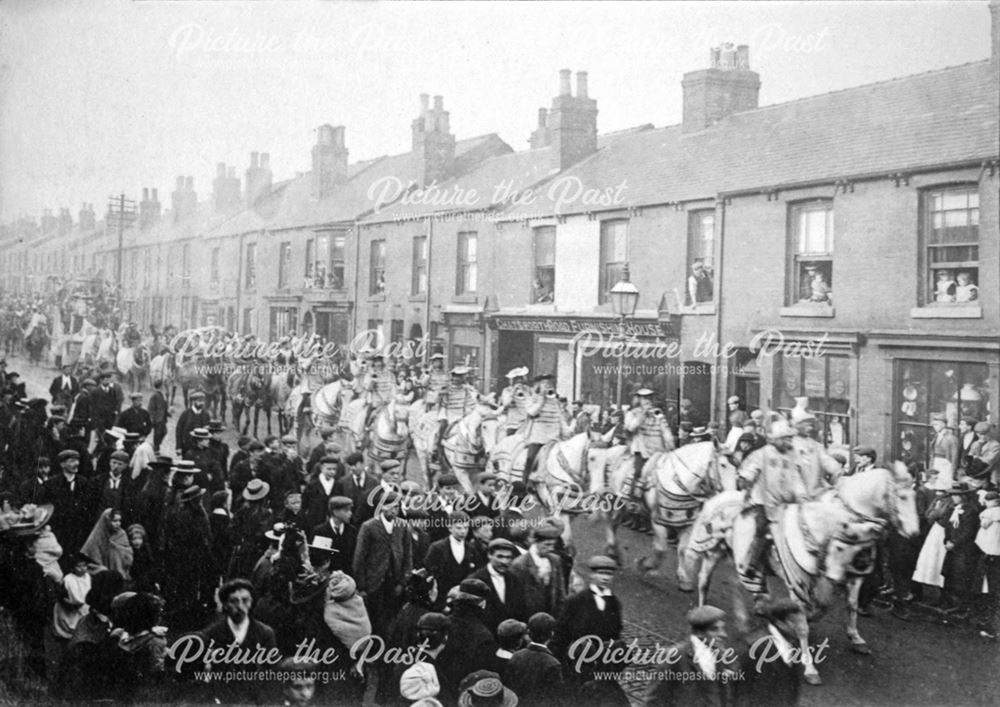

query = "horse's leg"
[
  {"left": 676, "top": 524, "right": 695, "bottom": 592},
  {"left": 638, "top": 522, "right": 669, "bottom": 576},
  {"left": 799, "top": 605, "right": 823, "bottom": 686},
  {"left": 845, "top": 576, "right": 871, "bottom": 654},
  {"left": 694, "top": 549, "right": 721, "bottom": 606}
]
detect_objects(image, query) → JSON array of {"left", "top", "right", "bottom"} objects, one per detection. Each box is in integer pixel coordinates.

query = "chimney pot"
[
  {"left": 420, "top": 93, "right": 430, "bottom": 112},
  {"left": 251, "top": 151, "right": 259, "bottom": 168},
  {"left": 217, "top": 163, "right": 226, "bottom": 177},
  {"left": 710, "top": 46, "right": 721, "bottom": 68},
  {"left": 559, "top": 69, "right": 572, "bottom": 96},
  {"left": 538, "top": 107, "right": 548, "bottom": 128},
  {"left": 143, "top": 188, "right": 149, "bottom": 201},
  {"left": 433, "top": 95, "right": 443, "bottom": 111},
  {"left": 576, "top": 71, "right": 589, "bottom": 98},
  {"left": 185, "top": 176, "right": 194, "bottom": 190},
  {"left": 152, "top": 188, "right": 158, "bottom": 201},
  {"left": 736, "top": 44, "right": 750, "bottom": 69}
]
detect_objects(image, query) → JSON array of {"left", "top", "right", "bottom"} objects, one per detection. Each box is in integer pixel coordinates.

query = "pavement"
[{"left": 9, "top": 353, "right": 1000, "bottom": 707}]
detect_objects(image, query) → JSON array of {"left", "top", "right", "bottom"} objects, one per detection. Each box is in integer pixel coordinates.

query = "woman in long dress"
[{"left": 912, "top": 491, "right": 953, "bottom": 589}]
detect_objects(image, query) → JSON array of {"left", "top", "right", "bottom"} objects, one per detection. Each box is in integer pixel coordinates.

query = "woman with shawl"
[
  {"left": 81, "top": 508, "right": 133, "bottom": 579},
  {"left": 323, "top": 569, "right": 371, "bottom": 702},
  {"left": 126, "top": 523, "right": 159, "bottom": 593}
]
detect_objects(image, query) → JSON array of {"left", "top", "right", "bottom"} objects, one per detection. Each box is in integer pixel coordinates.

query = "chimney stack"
[
  {"left": 529, "top": 107, "right": 551, "bottom": 149},
  {"left": 213, "top": 162, "right": 242, "bottom": 212},
  {"left": 548, "top": 68, "right": 598, "bottom": 170},
  {"left": 991, "top": 0, "right": 1000, "bottom": 67},
  {"left": 79, "top": 203, "right": 96, "bottom": 232},
  {"left": 682, "top": 42, "right": 761, "bottom": 133},
  {"left": 41, "top": 208, "right": 57, "bottom": 234},
  {"left": 172, "top": 176, "right": 196, "bottom": 223},
  {"left": 411, "top": 94, "right": 456, "bottom": 186},
  {"left": 312, "top": 124, "right": 350, "bottom": 199},
  {"left": 246, "top": 151, "right": 274, "bottom": 207},
  {"left": 57, "top": 207, "right": 72, "bottom": 236}
]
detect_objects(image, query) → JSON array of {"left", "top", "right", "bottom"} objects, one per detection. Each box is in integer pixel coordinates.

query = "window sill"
[
  {"left": 779, "top": 304, "right": 835, "bottom": 318},
  {"left": 679, "top": 303, "right": 717, "bottom": 316},
  {"left": 452, "top": 294, "right": 478, "bottom": 304},
  {"left": 910, "top": 304, "right": 982, "bottom": 319},
  {"left": 408, "top": 293, "right": 427, "bottom": 303}
]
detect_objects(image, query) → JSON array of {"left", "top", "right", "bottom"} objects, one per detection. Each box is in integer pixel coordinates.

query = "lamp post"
[{"left": 609, "top": 263, "right": 640, "bottom": 407}]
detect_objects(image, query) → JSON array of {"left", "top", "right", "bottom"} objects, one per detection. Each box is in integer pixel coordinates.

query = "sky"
[{"left": 0, "top": 0, "right": 992, "bottom": 222}]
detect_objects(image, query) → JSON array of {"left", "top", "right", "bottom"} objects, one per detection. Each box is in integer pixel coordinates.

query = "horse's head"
[
  {"left": 824, "top": 520, "right": 884, "bottom": 583},
  {"left": 839, "top": 464, "right": 919, "bottom": 538}
]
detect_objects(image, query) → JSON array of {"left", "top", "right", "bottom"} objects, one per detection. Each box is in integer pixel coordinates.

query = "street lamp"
[{"left": 609, "top": 263, "right": 639, "bottom": 406}]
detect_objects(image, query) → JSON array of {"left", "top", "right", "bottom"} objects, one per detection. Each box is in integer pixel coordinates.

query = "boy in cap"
[
  {"left": 468, "top": 537, "right": 528, "bottom": 636},
  {"left": 509, "top": 523, "right": 566, "bottom": 618},
  {"left": 505, "top": 612, "right": 564, "bottom": 707},
  {"left": 645, "top": 605, "right": 732, "bottom": 707},
  {"left": 551, "top": 555, "right": 624, "bottom": 694},
  {"left": 115, "top": 391, "right": 152, "bottom": 439},
  {"left": 424, "top": 511, "right": 480, "bottom": 608},
  {"left": 311, "top": 495, "right": 356, "bottom": 573}
]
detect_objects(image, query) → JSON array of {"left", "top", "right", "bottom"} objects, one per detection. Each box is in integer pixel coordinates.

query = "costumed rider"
[
  {"left": 361, "top": 354, "right": 395, "bottom": 427},
  {"left": 622, "top": 389, "right": 674, "bottom": 531},
  {"left": 522, "top": 374, "right": 565, "bottom": 485},
  {"left": 419, "top": 353, "right": 450, "bottom": 405},
  {"left": 434, "top": 366, "right": 479, "bottom": 464},
  {"left": 737, "top": 416, "right": 805, "bottom": 583},
  {"left": 499, "top": 367, "right": 530, "bottom": 437},
  {"left": 790, "top": 407, "right": 843, "bottom": 494}
]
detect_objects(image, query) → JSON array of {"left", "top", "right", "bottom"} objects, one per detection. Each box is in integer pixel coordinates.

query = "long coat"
[
  {"left": 509, "top": 550, "right": 565, "bottom": 618},
  {"left": 550, "top": 588, "right": 622, "bottom": 684},
  {"left": 504, "top": 643, "right": 566, "bottom": 707},
  {"left": 468, "top": 565, "right": 529, "bottom": 636},
  {"left": 423, "top": 537, "right": 481, "bottom": 606},
  {"left": 39, "top": 473, "right": 97, "bottom": 558},
  {"left": 200, "top": 617, "right": 277, "bottom": 704},
  {"left": 352, "top": 518, "right": 412, "bottom": 596}
]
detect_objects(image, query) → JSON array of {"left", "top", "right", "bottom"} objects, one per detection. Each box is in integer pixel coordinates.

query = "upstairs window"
[
  {"left": 457, "top": 231, "right": 477, "bottom": 295},
  {"left": 412, "top": 236, "right": 428, "bottom": 295},
  {"left": 278, "top": 241, "right": 292, "bottom": 288},
  {"left": 532, "top": 226, "right": 555, "bottom": 303},
  {"left": 245, "top": 243, "right": 257, "bottom": 289},
  {"left": 790, "top": 201, "right": 833, "bottom": 305},
  {"left": 599, "top": 220, "right": 628, "bottom": 305},
  {"left": 923, "top": 186, "right": 979, "bottom": 305},
  {"left": 370, "top": 239, "right": 386, "bottom": 296},
  {"left": 687, "top": 211, "right": 715, "bottom": 305}
]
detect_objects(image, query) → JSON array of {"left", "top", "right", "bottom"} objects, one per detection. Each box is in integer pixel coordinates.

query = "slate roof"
[{"left": 499, "top": 60, "right": 999, "bottom": 219}]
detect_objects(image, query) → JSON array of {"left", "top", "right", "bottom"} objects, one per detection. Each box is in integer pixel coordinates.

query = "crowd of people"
[{"left": 0, "top": 316, "right": 998, "bottom": 706}]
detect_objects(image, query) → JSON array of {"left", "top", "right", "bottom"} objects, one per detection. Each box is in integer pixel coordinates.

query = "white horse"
[
  {"left": 684, "top": 464, "right": 920, "bottom": 685},
  {"left": 116, "top": 344, "right": 149, "bottom": 393},
  {"left": 439, "top": 402, "right": 500, "bottom": 493}
]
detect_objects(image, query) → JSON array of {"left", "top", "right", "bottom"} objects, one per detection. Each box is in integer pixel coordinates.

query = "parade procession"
[{"left": 1, "top": 1, "right": 999, "bottom": 706}]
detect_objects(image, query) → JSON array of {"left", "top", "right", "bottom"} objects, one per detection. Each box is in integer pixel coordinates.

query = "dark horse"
[{"left": 25, "top": 326, "right": 49, "bottom": 365}]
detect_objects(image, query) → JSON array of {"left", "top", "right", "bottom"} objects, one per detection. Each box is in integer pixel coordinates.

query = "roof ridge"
[{"left": 732, "top": 59, "right": 993, "bottom": 118}]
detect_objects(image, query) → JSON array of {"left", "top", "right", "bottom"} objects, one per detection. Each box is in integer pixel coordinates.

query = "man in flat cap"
[
  {"left": 92, "top": 371, "right": 124, "bottom": 451},
  {"left": 505, "top": 612, "right": 565, "bottom": 707},
  {"left": 333, "top": 452, "right": 379, "bottom": 527},
  {"left": 49, "top": 363, "right": 79, "bottom": 409},
  {"left": 965, "top": 421, "right": 1000, "bottom": 488},
  {"left": 734, "top": 598, "right": 804, "bottom": 706},
  {"left": 96, "top": 449, "right": 131, "bottom": 512},
  {"left": 929, "top": 412, "right": 959, "bottom": 490},
  {"left": 302, "top": 453, "right": 342, "bottom": 528},
  {"left": 353, "top": 490, "right": 412, "bottom": 637},
  {"left": 852, "top": 446, "right": 878, "bottom": 475},
  {"left": 311, "top": 495, "right": 356, "bottom": 573},
  {"left": 424, "top": 511, "right": 480, "bottom": 607},
  {"left": 41, "top": 449, "right": 98, "bottom": 564},
  {"left": 645, "top": 605, "right": 734, "bottom": 707},
  {"left": 468, "top": 471, "right": 500, "bottom": 521},
  {"left": 468, "top": 537, "right": 528, "bottom": 635},
  {"left": 551, "top": 555, "right": 624, "bottom": 696},
  {"left": 115, "top": 391, "right": 152, "bottom": 440},
  {"left": 174, "top": 390, "right": 210, "bottom": 457},
  {"left": 437, "top": 578, "right": 503, "bottom": 692},
  {"left": 510, "top": 523, "right": 566, "bottom": 619}
]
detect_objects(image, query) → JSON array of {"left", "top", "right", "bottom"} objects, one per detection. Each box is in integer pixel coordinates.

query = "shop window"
[
  {"left": 893, "top": 359, "right": 989, "bottom": 470},
  {"left": 598, "top": 219, "right": 628, "bottom": 305},
  {"left": 270, "top": 307, "right": 297, "bottom": 339},
  {"left": 686, "top": 211, "right": 715, "bottom": 305},
  {"left": 452, "top": 344, "right": 480, "bottom": 372},
  {"left": 532, "top": 226, "right": 555, "bottom": 303},
  {"left": 370, "top": 239, "right": 386, "bottom": 296},
  {"left": 390, "top": 319, "right": 404, "bottom": 344},
  {"left": 774, "top": 353, "right": 850, "bottom": 448},
  {"left": 922, "top": 186, "right": 979, "bottom": 305},
  {"left": 789, "top": 201, "right": 833, "bottom": 305}
]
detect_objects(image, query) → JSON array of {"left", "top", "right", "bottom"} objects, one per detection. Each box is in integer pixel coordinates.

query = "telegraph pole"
[{"left": 107, "top": 193, "right": 137, "bottom": 317}]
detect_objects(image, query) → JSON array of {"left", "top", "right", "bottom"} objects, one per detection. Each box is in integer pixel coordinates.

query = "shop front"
[
  {"left": 443, "top": 307, "right": 487, "bottom": 389},
  {"left": 489, "top": 312, "right": 680, "bottom": 410}
]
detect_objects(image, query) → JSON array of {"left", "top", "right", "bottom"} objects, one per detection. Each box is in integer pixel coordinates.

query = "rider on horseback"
[
  {"left": 434, "top": 366, "right": 478, "bottom": 463},
  {"left": 738, "top": 417, "right": 806, "bottom": 582},
  {"left": 419, "top": 353, "right": 450, "bottom": 398},
  {"left": 623, "top": 389, "right": 674, "bottom": 531},
  {"left": 499, "top": 367, "right": 530, "bottom": 437},
  {"left": 521, "top": 374, "right": 563, "bottom": 485}
]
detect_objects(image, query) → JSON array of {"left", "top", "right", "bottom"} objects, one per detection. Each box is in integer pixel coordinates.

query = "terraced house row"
[{"left": 2, "top": 4, "right": 998, "bottom": 466}]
